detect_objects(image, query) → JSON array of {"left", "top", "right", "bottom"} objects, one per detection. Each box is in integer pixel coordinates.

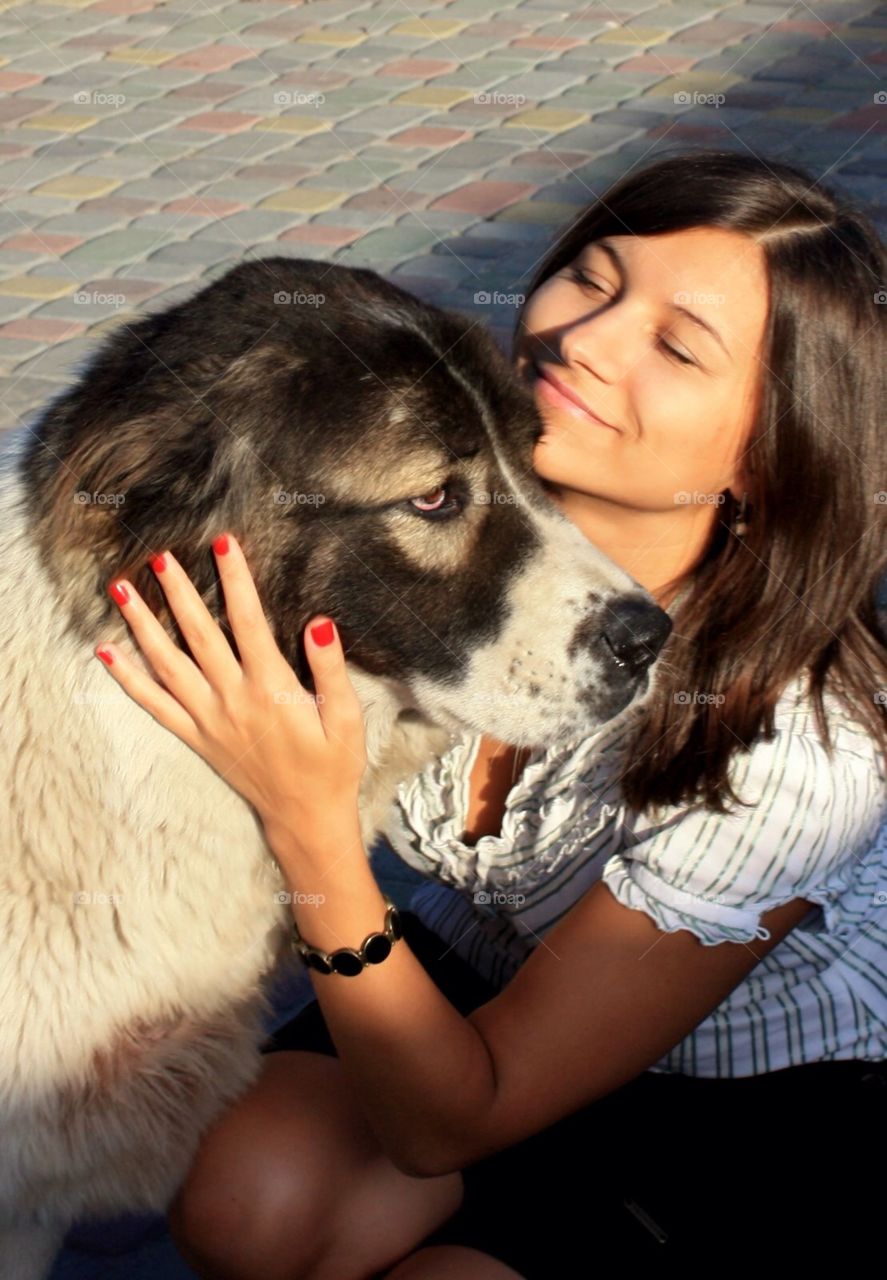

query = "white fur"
[
  {"left": 0, "top": 429, "right": 452, "bottom": 1276},
  {"left": 0, "top": 417, "right": 645, "bottom": 1277}
]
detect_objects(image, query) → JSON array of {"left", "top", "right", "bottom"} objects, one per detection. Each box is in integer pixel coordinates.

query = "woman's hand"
[{"left": 94, "top": 532, "right": 367, "bottom": 851}]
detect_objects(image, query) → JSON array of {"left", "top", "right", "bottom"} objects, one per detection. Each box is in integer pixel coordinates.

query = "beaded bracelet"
[{"left": 291, "top": 894, "right": 403, "bottom": 977}]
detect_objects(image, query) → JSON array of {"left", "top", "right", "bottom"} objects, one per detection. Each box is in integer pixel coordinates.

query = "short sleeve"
[{"left": 600, "top": 723, "right": 885, "bottom": 947}]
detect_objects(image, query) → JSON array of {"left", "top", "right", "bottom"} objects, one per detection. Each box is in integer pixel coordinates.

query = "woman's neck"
[{"left": 542, "top": 481, "right": 716, "bottom": 607}]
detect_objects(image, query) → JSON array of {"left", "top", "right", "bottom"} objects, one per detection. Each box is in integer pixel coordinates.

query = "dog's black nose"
[{"left": 602, "top": 597, "right": 672, "bottom": 675}]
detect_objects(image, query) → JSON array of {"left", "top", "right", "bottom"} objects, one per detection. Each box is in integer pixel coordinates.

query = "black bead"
[
  {"left": 364, "top": 933, "right": 392, "bottom": 964},
  {"left": 306, "top": 950, "right": 332, "bottom": 976},
  {"left": 389, "top": 909, "right": 403, "bottom": 941},
  {"left": 331, "top": 948, "right": 364, "bottom": 977}
]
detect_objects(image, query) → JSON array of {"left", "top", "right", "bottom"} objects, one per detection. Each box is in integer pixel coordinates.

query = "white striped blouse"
[{"left": 384, "top": 674, "right": 886, "bottom": 1077}]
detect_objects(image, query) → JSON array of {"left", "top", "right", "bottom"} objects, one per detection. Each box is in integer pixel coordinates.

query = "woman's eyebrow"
[{"left": 592, "top": 238, "right": 732, "bottom": 360}]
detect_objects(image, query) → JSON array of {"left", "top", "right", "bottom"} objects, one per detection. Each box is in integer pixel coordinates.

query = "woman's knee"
[
  {"left": 166, "top": 1049, "right": 465, "bottom": 1280},
  {"left": 383, "top": 1245, "right": 527, "bottom": 1279},
  {"left": 168, "top": 1051, "right": 369, "bottom": 1277}
]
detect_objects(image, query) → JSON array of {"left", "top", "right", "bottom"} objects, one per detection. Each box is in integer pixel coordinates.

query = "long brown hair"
[{"left": 511, "top": 149, "right": 887, "bottom": 814}]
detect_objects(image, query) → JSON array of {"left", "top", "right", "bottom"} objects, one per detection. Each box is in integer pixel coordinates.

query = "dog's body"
[{"left": 0, "top": 258, "right": 669, "bottom": 1278}]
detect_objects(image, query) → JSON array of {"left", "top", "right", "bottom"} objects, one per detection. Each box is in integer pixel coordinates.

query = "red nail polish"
[
  {"left": 310, "top": 620, "right": 335, "bottom": 647},
  {"left": 97, "top": 647, "right": 114, "bottom": 666},
  {"left": 213, "top": 534, "right": 229, "bottom": 556},
  {"left": 150, "top": 553, "right": 166, "bottom": 574},
  {"left": 109, "top": 581, "right": 129, "bottom": 606}
]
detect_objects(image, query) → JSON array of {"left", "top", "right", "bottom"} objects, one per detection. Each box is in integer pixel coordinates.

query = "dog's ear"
[{"left": 23, "top": 338, "right": 298, "bottom": 658}]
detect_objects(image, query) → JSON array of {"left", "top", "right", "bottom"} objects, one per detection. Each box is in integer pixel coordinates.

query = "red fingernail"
[
  {"left": 310, "top": 620, "right": 335, "bottom": 647},
  {"left": 213, "top": 534, "right": 229, "bottom": 556},
  {"left": 150, "top": 553, "right": 166, "bottom": 574},
  {"left": 108, "top": 581, "right": 129, "bottom": 606},
  {"left": 96, "top": 647, "right": 114, "bottom": 666}
]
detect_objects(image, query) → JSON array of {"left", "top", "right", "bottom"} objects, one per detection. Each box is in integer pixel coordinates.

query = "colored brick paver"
[{"left": 0, "top": 2, "right": 883, "bottom": 1272}]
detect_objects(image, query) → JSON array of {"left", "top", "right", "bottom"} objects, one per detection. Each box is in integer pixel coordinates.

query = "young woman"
[{"left": 96, "top": 150, "right": 886, "bottom": 1278}]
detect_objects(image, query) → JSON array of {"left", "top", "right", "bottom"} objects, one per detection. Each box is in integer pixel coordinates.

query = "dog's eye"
[{"left": 408, "top": 485, "right": 462, "bottom": 519}]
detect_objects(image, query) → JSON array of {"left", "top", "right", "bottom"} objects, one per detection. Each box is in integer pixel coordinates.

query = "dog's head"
[{"left": 22, "top": 257, "right": 670, "bottom": 745}]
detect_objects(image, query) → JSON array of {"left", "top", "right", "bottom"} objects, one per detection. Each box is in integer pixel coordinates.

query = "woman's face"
[{"left": 514, "top": 226, "right": 769, "bottom": 512}]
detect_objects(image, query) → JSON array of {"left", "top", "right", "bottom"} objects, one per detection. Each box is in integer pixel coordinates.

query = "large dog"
[{"left": 0, "top": 258, "right": 670, "bottom": 1278}]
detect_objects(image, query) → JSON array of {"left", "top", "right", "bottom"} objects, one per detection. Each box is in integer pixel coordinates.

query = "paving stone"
[
  {"left": 384, "top": 208, "right": 471, "bottom": 234},
  {"left": 146, "top": 239, "right": 242, "bottom": 266},
  {"left": 193, "top": 208, "right": 301, "bottom": 239},
  {"left": 27, "top": 210, "right": 127, "bottom": 239}
]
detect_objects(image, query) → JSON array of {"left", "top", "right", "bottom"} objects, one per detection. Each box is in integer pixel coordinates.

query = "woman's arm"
[
  {"left": 275, "top": 810, "right": 814, "bottom": 1179},
  {"left": 96, "top": 534, "right": 818, "bottom": 1180}
]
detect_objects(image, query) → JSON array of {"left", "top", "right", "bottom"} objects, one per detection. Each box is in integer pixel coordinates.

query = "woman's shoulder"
[{"left": 765, "top": 669, "right": 884, "bottom": 776}]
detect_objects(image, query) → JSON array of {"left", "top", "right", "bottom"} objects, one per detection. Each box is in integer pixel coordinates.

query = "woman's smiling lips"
[{"left": 533, "top": 362, "right": 621, "bottom": 432}]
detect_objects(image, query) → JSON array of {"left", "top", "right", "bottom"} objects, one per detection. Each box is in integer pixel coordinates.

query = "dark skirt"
[{"left": 264, "top": 910, "right": 887, "bottom": 1273}]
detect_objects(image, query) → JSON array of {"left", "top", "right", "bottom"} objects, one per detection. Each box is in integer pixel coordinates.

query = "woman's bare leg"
[
  {"left": 167, "top": 1050, "right": 464, "bottom": 1280},
  {"left": 383, "top": 1245, "right": 527, "bottom": 1279}
]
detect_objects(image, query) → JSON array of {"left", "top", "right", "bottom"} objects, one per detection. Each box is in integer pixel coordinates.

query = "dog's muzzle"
[{"left": 600, "top": 596, "right": 673, "bottom": 677}]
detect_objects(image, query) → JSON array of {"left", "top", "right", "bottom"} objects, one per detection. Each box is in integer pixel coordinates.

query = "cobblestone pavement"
[
  {"left": 0, "top": 0, "right": 885, "bottom": 432},
  {"left": 0, "top": 0, "right": 882, "bottom": 1274}
]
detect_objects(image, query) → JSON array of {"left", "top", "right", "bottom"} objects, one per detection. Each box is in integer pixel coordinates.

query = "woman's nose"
[{"left": 559, "top": 303, "right": 635, "bottom": 385}]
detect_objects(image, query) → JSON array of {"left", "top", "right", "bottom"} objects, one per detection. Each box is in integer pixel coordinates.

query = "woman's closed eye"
[{"left": 568, "top": 266, "right": 698, "bottom": 368}]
